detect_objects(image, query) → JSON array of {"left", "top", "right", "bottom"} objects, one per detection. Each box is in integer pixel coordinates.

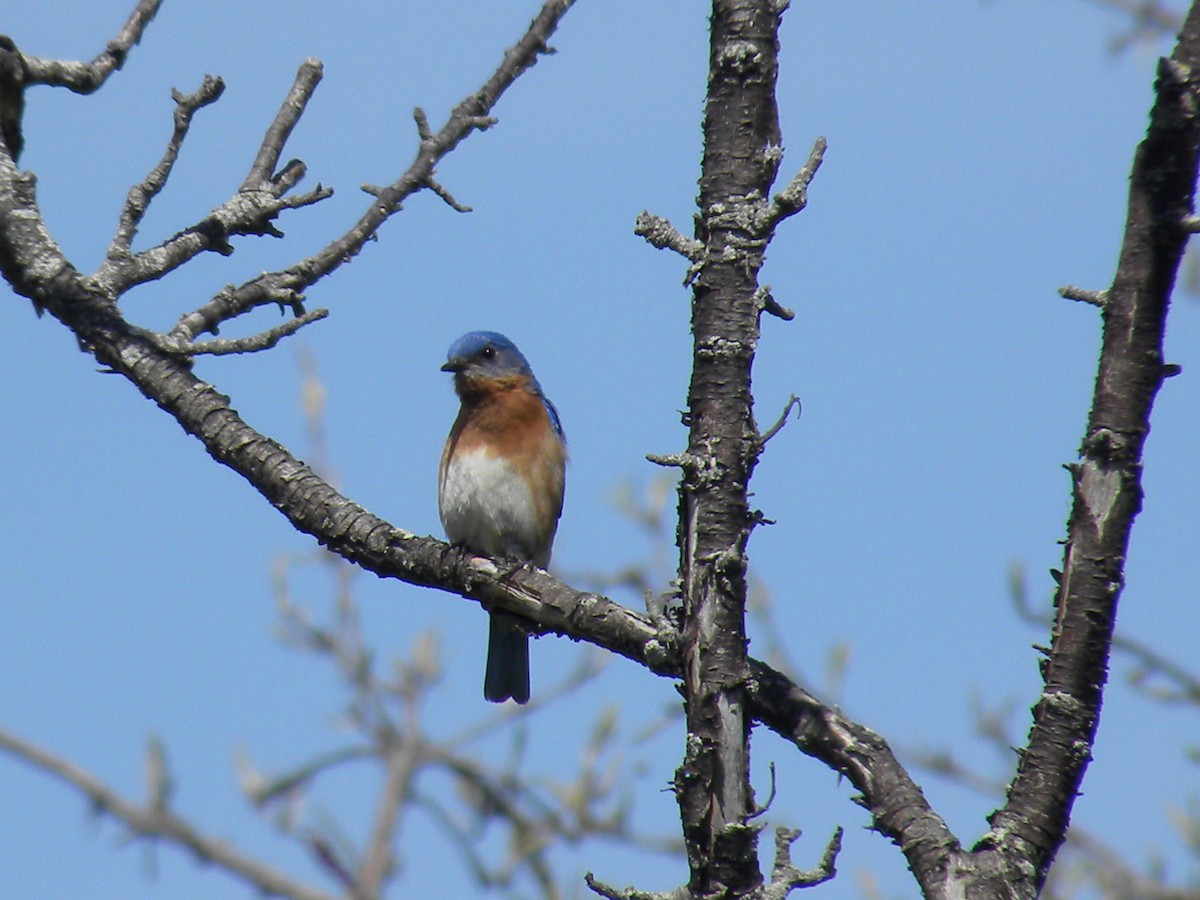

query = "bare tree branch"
[
  {"left": 664, "top": 2, "right": 815, "bottom": 893},
  {"left": 759, "top": 826, "right": 842, "bottom": 898},
  {"left": 755, "top": 136, "right": 826, "bottom": 235},
  {"left": 89, "top": 59, "right": 332, "bottom": 300},
  {"left": 906, "top": 696, "right": 1200, "bottom": 900},
  {"left": 744, "top": 661, "right": 963, "bottom": 890},
  {"left": 984, "top": 8, "right": 1200, "bottom": 895},
  {"left": 142, "top": 308, "right": 330, "bottom": 358},
  {"left": 110, "top": 76, "right": 227, "bottom": 255},
  {"left": 243, "top": 59, "right": 325, "bottom": 190},
  {"left": 1011, "top": 564, "right": 1200, "bottom": 706},
  {"left": 4, "top": 1, "right": 1199, "bottom": 897},
  {"left": 1060, "top": 284, "right": 1109, "bottom": 307},
  {"left": 16, "top": 0, "right": 163, "bottom": 93},
  {"left": 1084, "top": 0, "right": 1185, "bottom": 51},
  {"left": 635, "top": 211, "right": 703, "bottom": 262},
  {"left": 757, "top": 394, "right": 801, "bottom": 447},
  {"left": 356, "top": 739, "right": 417, "bottom": 897},
  {"left": 166, "top": 2, "right": 574, "bottom": 344},
  {"left": 754, "top": 285, "right": 795, "bottom": 321},
  {"left": 585, "top": 872, "right": 690, "bottom": 900},
  {"left": 0, "top": 728, "right": 337, "bottom": 900}
]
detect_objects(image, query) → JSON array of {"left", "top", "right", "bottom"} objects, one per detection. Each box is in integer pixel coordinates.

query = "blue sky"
[{"left": 2, "top": 1, "right": 1198, "bottom": 897}]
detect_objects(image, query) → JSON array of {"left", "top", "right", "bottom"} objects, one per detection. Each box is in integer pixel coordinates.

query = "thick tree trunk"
[{"left": 673, "top": 1, "right": 787, "bottom": 894}]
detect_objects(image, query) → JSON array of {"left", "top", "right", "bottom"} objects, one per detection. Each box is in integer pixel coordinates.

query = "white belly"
[{"left": 439, "top": 447, "right": 542, "bottom": 561}]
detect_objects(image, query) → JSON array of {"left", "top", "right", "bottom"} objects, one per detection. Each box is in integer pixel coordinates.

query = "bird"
[{"left": 438, "top": 330, "right": 566, "bottom": 703}]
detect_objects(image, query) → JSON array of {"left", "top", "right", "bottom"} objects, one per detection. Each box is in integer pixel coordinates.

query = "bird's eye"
[{"left": 480, "top": 346, "right": 496, "bottom": 360}]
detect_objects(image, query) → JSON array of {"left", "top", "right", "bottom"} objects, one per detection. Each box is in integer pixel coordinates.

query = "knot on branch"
[
  {"left": 715, "top": 40, "right": 766, "bottom": 76},
  {"left": 696, "top": 334, "right": 753, "bottom": 361},
  {"left": 707, "top": 196, "right": 771, "bottom": 250},
  {"left": 1083, "top": 426, "right": 1139, "bottom": 463},
  {"left": 1159, "top": 55, "right": 1194, "bottom": 91}
]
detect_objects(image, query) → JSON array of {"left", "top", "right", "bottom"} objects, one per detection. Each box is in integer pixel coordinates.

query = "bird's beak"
[{"left": 441, "top": 358, "right": 465, "bottom": 374}]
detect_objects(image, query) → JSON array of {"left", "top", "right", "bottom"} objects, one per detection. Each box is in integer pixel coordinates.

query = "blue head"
[
  {"left": 441, "top": 331, "right": 533, "bottom": 381},
  {"left": 441, "top": 331, "right": 563, "bottom": 437}
]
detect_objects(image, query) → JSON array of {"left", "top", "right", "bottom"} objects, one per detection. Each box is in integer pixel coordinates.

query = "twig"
[
  {"left": 164, "top": 0, "right": 576, "bottom": 341},
  {"left": 146, "top": 308, "right": 329, "bottom": 358},
  {"left": 904, "top": 729, "right": 1200, "bottom": 899},
  {"left": 169, "top": 282, "right": 306, "bottom": 343},
  {"left": 242, "top": 58, "right": 325, "bottom": 190},
  {"left": 1056, "top": 825, "right": 1199, "bottom": 899},
  {"left": 907, "top": 747, "right": 1009, "bottom": 797},
  {"left": 634, "top": 211, "right": 703, "bottom": 261},
  {"left": 412, "top": 106, "right": 434, "bottom": 142},
  {"left": 1059, "top": 284, "right": 1109, "bottom": 307},
  {"left": 356, "top": 739, "right": 419, "bottom": 896},
  {"left": 1090, "top": 0, "right": 1184, "bottom": 52},
  {"left": 0, "top": 727, "right": 335, "bottom": 900},
  {"left": 755, "top": 285, "right": 795, "bottom": 321},
  {"left": 645, "top": 451, "right": 699, "bottom": 470},
  {"left": 18, "top": 0, "right": 164, "bottom": 94},
  {"left": 109, "top": 75, "right": 226, "bottom": 256},
  {"left": 584, "top": 873, "right": 689, "bottom": 900},
  {"left": 760, "top": 826, "right": 842, "bottom": 898},
  {"left": 238, "top": 744, "right": 372, "bottom": 807},
  {"left": 755, "top": 136, "right": 827, "bottom": 234},
  {"left": 90, "top": 59, "right": 333, "bottom": 299},
  {"left": 292, "top": 0, "right": 575, "bottom": 282},
  {"left": 426, "top": 176, "right": 473, "bottom": 212},
  {"left": 745, "top": 660, "right": 962, "bottom": 891},
  {"left": 758, "top": 394, "right": 801, "bottom": 447},
  {"left": 745, "top": 761, "right": 777, "bottom": 820},
  {"left": 444, "top": 655, "right": 606, "bottom": 750}
]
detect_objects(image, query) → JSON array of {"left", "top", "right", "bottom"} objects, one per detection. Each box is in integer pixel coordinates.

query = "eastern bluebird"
[{"left": 438, "top": 331, "right": 567, "bottom": 704}]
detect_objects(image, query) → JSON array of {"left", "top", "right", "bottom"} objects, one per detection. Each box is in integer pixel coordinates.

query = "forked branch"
[
  {"left": 0, "top": 728, "right": 335, "bottom": 900},
  {"left": 17, "top": 0, "right": 164, "bottom": 94}
]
